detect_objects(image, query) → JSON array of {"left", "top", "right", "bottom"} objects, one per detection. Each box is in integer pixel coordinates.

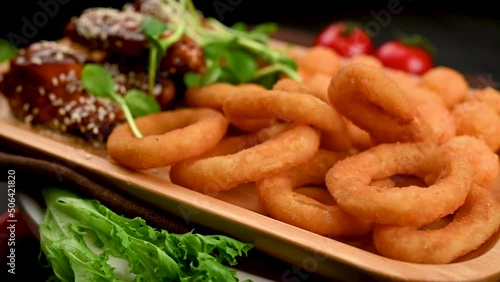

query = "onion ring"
[
  {"left": 227, "top": 117, "right": 276, "bottom": 132},
  {"left": 290, "top": 149, "right": 351, "bottom": 187},
  {"left": 107, "top": 108, "right": 228, "bottom": 170},
  {"left": 344, "top": 118, "right": 373, "bottom": 151},
  {"left": 301, "top": 73, "right": 333, "bottom": 104},
  {"left": 471, "top": 86, "right": 500, "bottom": 114},
  {"left": 325, "top": 142, "right": 474, "bottom": 226},
  {"left": 185, "top": 124, "right": 292, "bottom": 159},
  {"left": 169, "top": 123, "right": 320, "bottom": 193},
  {"left": 272, "top": 77, "right": 329, "bottom": 103},
  {"left": 328, "top": 63, "right": 434, "bottom": 144},
  {"left": 183, "top": 82, "right": 271, "bottom": 132},
  {"left": 384, "top": 68, "right": 419, "bottom": 94},
  {"left": 420, "top": 66, "right": 469, "bottom": 109},
  {"left": 184, "top": 82, "right": 265, "bottom": 110},
  {"left": 222, "top": 89, "right": 352, "bottom": 151},
  {"left": 403, "top": 86, "right": 456, "bottom": 144},
  {"left": 344, "top": 55, "right": 383, "bottom": 68},
  {"left": 372, "top": 185, "right": 500, "bottom": 264},
  {"left": 256, "top": 150, "right": 373, "bottom": 237},
  {"left": 297, "top": 45, "right": 342, "bottom": 77},
  {"left": 273, "top": 79, "right": 353, "bottom": 151},
  {"left": 451, "top": 100, "right": 500, "bottom": 152},
  {"left": 442, "top": 135, "right": 500, "bottom": 188}
]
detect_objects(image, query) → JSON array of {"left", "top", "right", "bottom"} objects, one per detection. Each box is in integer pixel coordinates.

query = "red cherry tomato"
[
  {"left": 374, "top": 40, "right": 434, "bottom": 75},
  {"left": 314, "top": 22, "right": 373, "bottom": 57}
]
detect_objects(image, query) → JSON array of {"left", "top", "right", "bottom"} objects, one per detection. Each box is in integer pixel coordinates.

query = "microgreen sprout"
[
  {"left": 81, "top": 64, "right": 161, "bottom": 138},
  {"left": 143, "top": 0, "right": 301, "bottom": 89},
  {"left": 141, "top": 0, "right": 187, "bottom": 94}
]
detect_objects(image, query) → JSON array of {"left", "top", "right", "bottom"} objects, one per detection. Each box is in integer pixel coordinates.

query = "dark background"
[{"left": 0, "top": 0, "right": 499, "bottom": 86}]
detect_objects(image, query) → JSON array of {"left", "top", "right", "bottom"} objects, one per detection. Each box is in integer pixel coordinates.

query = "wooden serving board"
[{"left": 1, "top": 51, "right": 500, "bottom": 282}]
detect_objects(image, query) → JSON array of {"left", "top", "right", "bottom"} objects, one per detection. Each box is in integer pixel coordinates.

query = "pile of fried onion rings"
[{"left": 106, "top": 47, "right": 500, "bottom": 264}]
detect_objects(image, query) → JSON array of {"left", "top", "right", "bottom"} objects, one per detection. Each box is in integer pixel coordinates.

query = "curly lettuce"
[{"left": 39, "top": 187, "right": 254, "bottom": 282}]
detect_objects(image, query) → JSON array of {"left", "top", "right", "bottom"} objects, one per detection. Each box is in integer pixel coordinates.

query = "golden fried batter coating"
[
  {"left": 298, "top": 46, "right": 342, "bottom": 77},
  {"left": 452, "top": 100, "right": 500, "bottom": 152},
  {"left": 300, "top": 73, "right": 332, "bottom": 104},
  {"left": 470, "top": 86, "right": 500, "bottom": 114},
  {"left": 272, "top": 77, "right": 327, "bottom": 103},
  {"left": 373, "top": 185, "right": 500, "bottom": 264},
  {"left": 442, "top": 135, "right": 500, "bottom": 188},
  {"left": 420, "top": 66, "right": 469, "bottom": 109},
  {"left": 345, "top": 54, "right": 383, "bottom": 69},
  {"left": 326, "top": 141, "right": 474, "bottom": 227},
  {"left": 404, "top": 86, "right": 456, "bottom": 144},
  {"left": 384, "top": 68, "right": 420, "bottom": 93},
  {"left": 328, "top": 63, "right": 434, "bottom": 144}
]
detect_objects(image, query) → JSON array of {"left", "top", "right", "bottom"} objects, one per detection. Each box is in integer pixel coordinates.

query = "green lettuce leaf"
[{"left": 39, "top": 187, "right": 254, "bottom": 282}]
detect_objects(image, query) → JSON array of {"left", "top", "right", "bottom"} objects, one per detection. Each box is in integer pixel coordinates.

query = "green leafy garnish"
[
  {"left": 142, "top": 0, "right": 300, "bottom": 89},
  {"left": 141, "top": 0, "right": 188, "bottom": 95},
  {"left": 39, "top": 187, "right": 254, "bottom": 282},
  {"left": 231, "top": 22, "right": 248, "bottom": 32},
  {"left": 81, "top": 64, "right": 161, "bottom": 138},
  {"left": 81, "top": 64, "right": 116, "bottom": 97},
  {"left": 124, "top": 89, "right": 161, "bottom": 118},
  {"left": 249, "top": 22, "right": 279, "bottom": 37},
  {"left": 0, "top": 39, "right": 18, "bottom": 62},
  {"left": 183, "top": 71, "right": 203, "bottom": 88},
  {"left": 227, "top": 50, "right": 259, "bottom": 82}
]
